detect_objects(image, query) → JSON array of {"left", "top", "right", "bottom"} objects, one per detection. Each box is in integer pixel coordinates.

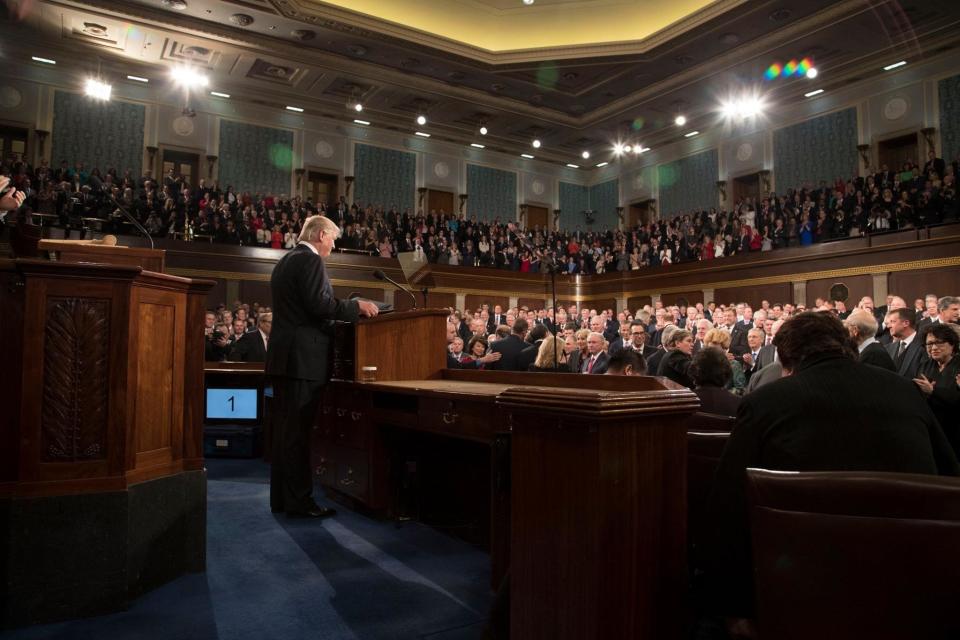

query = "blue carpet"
[{"left": 2, "top": 460, "right": 492, "bottom": 640}]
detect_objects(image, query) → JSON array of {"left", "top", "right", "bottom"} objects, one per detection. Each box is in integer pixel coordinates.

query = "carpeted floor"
[{"left": 2, "top": 459, "right": 493, "bottom": 640}]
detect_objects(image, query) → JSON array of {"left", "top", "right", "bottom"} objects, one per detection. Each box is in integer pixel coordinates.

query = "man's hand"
[
  {"left": 478, "top": 351, "right": 501, "bottom": 364},
  {"left": 0, "top": 186, "right": 25, "bottom": 211},
  {"left": 357, "top": 300, "right": 379, "bottom": 318},
  {"left": 741, "top": 353, "right": 754, "bottom": 367}
]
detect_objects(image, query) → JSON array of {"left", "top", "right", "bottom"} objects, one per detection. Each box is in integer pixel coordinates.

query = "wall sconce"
[
  {"left": 295, "top": 168, "right": 306, "bottom": 191},
  {"left": 715, "top": 180, "right": 727, "bottom": 200},
  {"left": 459, "top": 193, "right": 468, "bottom": 212},
  {"left": 616, "top": 206, "right": 624, "bottom": 222},
  {"left": 344, "top": 175, "right": 355, "bottom": 199},
  {"left": 920, "top": 127, "right": 937, "bottom": 152},
  {"left": 34, "top": 129, "right": 49, "bottom": 156},
  {"left": 146, "top": 146, "right": 159, "bottom": 177},
  {"left": 418, "top": 187, "right": 428, "bottom": 208},
  {"left": 758, "top": 170, "right": 771, "bottom": 192},
  {"left": 519, "top": 204, "right": 528, "bottom": 221},
  {"left": 647, "top": 200, "right": 657, "bottom": 218},
  {"left": 856, "top": 144, "right": 871, "bottom": 169},
  {"left": 206, "top": 155, "right": 218, "bottom": 179}
]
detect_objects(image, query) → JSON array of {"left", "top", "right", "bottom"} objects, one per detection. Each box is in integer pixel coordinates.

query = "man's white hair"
[{"left": 298, "top": 215, "right": 340, "bottom": 243}]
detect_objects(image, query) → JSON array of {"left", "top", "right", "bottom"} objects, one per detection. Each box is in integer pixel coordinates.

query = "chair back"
[
  {"left": 688, "top": 411, "right": 736, "bottom": 432},
  {"left": 746, "top": 468, "right": 960, "bottom": 640},
  {"left": 687, "top": 431, "right": 730, "bottom": 546}
]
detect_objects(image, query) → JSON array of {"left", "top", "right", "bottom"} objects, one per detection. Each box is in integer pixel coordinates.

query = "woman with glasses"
[{"left": 914, "top": 324, "right": 960, "bottom": 457}]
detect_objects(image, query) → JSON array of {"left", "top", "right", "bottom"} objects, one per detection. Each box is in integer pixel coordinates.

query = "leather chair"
[
  {"left": 687, "top": 431, "right": 730, "bottom": 548},
  {"left": 746, "top": 469, "right": 960, "bottom": 640}
]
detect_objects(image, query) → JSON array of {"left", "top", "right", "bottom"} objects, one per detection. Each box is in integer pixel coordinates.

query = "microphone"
[
  {"left": 88, "top": 175, "right": 155, "bottom": 250},
  {"left": 372, "top": 269, "right": 417, "bottom": 309}
]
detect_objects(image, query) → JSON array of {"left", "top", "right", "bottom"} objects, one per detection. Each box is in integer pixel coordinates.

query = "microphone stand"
[
  {"left": 90, "top": 178, "right": 155, "bottom": 249},
  {"left": 421, "top": 286, "right": 429, "bottom": 309},
  {"left": 373, "top": 269, "right": 417, "bottom": 309}
]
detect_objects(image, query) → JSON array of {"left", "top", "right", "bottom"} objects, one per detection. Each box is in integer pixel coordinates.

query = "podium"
[
  {"left": 332, "top": 308, "right": 448, "bottom": 381},
  {"left": 0, "top": 257, "right": 213, "bottom": 627}
]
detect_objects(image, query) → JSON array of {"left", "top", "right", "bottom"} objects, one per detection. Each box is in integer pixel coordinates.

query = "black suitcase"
[{"left": 204, "top": 424, "right": 263, "bottom": 458}]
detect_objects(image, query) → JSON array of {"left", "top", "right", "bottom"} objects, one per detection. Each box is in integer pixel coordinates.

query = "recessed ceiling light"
[
  {"left": 523, "top": 0, "right": 535, "bottom": 4},
  {"left": 804, "top": 89, "right": 824, "bottom": 98},
  {"left": 566, "top": 164, "right": 580, "bottom": 169},
  {"left": 675, "top": 115, "right": 687, "bottom": 126},
  {"left": 354, "top": 102, "right": 363, "bottom": 112},
  {"left": 416, "top": 114, "right": 427, "bottom": 126},
  {"left": 532, "top": 139, "right": 541, "bottom": 148},
  {"left": 470, "top": 143, "right": 485, "bottom": 148},
  {"left": 684, "top": 130, "right": 700, "bottom": 138},
  {"left": 210, "top": 91, "right": 231, "bottom": 98},
  {"left": 126, "top": 75, "right": 149, "bottom": 83},
  {"left": 415, "top": 131, "right": 431, "bottom": 137},
  {"left": 521, "top": 153, "right": 535, "bottom": 159},
  {"left": 595, "top": 162, "right": 609, "bottom": 167},
  {"left": 806, "top": 67, "right": 818, "bottom": 79},
  {"left": 286, "top": 105, "right": 304, "bottom": 112},
  {"left": 623, "top": 144, "right": 633, "bottom": 153},
  {"left": 883, "top": 60, "right": 907, "bottom": 71},
  {"left": 353, "top": 119, "right": 370, "bottom": 126},
  {"left": 479, "top": 125, "right": 488, "bottom": 135},
  {"left": 31, "top": 56, "right": 56, "bottom": 65},
  {"left": 581, "top": 151, "right": 590, "bottom": 159}
]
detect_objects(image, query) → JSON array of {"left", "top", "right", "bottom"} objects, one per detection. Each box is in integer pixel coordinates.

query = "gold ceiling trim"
[{"left": 277, "top": 0, "right": 746, "bottom": 62}]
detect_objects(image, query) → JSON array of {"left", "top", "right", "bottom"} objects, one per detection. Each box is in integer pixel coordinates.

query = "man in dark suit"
[
  {"left": 488, "top": 305, "right": 506, "bottom": 333},
  {"left": 844, "top": 309, "right": 896, "bottom": 371},
  {"left": 885, "top": 307, "right": 927, "bottom": 380},
  {"left": 577, "top": 331, "right": 609, "bottom": 374},
  {"left": 700, "top": 312, "right": 959, "bottom": 623},
  {"left": 517, "top": 323, "right": 548, "bottom": 371},
  {"left": 490, "top": 318, "right": 529, "bottom": 371},
  {"left": 266, "top": 215, "right": 379, "bottom": 518},
  {"left": 229, "top": 312, "right": 271, "bottom": 362}
]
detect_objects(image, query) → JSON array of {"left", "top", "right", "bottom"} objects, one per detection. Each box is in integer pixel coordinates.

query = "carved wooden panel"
[{"left": 41, "top": 297, "right": 110, "bottom": 461}]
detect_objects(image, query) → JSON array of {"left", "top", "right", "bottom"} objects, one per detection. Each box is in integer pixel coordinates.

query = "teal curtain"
[
  {"left": 558, "top": 182, "right": 589, "bottom": 230},
  {"left": 354, "top": 143, "right": 416, "bottom": 212},
  {"left": 51, "top": 90, "right": 144, "bottom": 176},
  {"left": 658, "top": 149, "right": 718, "bottom": 215},
  {"left": 218, "top": 120, "right": 293, "bottom": 195},
  {"left": 587, "top": 179, "right": 619, "bottom": 228},
  {"left": 939, "top": 74, "right": 960, "bottom": 164},
  {"left": 773, "top": 108, "right": 858, "bottom": 191},
  {"left": 466, "top": 164, "right": 517, "bottom": 221}
]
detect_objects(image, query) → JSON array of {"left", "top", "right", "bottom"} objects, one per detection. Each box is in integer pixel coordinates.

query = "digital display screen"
[{"left": 206, "top": 388, "right": 259, "bottom": 420}]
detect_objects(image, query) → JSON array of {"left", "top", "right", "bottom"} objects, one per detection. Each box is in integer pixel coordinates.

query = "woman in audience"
[
  {"left": 461, "top": 335, "right": 490, "bottom": 368},
  {"left": 702, "top": 328, "right": 746, "bottom": 393},
  {"left": 657, "top": 328, "right": 695, "bottom": 388},
  {"left": 529, "top": 335, "right": 570, "bottom": 372},
  {"left": 689, "top": 346, "right": 741, "bottom": 416},
  {"left": 914, "top": 323, "right": 960, "bottom": 456}
]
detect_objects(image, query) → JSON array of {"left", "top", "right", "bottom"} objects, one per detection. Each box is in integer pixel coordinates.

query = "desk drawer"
[
  {"left": 333, "top": 405, "right": 368, "bottom": 449},
  {"left": 420, "top": 397, "right": 495, "bottom": 442},
  {"left": 333, "top": 446, "right": 369, "bottom": 502},
  {"left": 313, "top": 451, "right": 336, "bottom": 487}
]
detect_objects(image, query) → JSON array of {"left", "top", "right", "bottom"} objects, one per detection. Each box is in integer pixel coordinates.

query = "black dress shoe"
[{"left": 286, "top": 506, "right": 337, "bottom": 518}]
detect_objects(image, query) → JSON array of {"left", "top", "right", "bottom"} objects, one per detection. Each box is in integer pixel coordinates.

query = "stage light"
[
  {"left": 172, "top": 67, "right": 208, "bottom": 88},
  {"left": 719, "top": 94, "right": 766, "bottom": 120},
  {"left": 883, "top": 60, "right": 907, "bottom": 71},
  {"left": 581, "top": 150, "right": 590, "bottom": 159},
  {"left": 674, "top": 115, "right": 686, "bottom": 126},
  {"left": 354, "top": 102, "right": 364, "bottom": 112},
  {"left": 415, "top": 131, "right": 431, "bottom": 137},
  {"left": 532, "top": 139, "right": 541, "bottom": 148},
  {"left": 804, "top": 89, "right": 824, "bottom": 98},
  {"left": 613, "top": 143, "right": 625, "bottom": 155},
  {"left": 521, "top": 153, "right": 535, "bottom": 159},
  {"left": 479, "top": 125, "right": 488, "bottom": 135},
  {"left": 806, "top": 67, "right": 818, "bottom": 79},
  {"left": 353, "top": 119, "right": 370, "bottom": 125},
  {"left": 416, "top": 114, "right": 427, "bottom": 126},
  {"left": 84, "top": 78, "right": 112, "bottom": 101},
  {"left": 623, "top": 144, "right": 633, "bottom": 153},
  {"left": 523, "top": 0, "right": 535, "bottom": 4}
]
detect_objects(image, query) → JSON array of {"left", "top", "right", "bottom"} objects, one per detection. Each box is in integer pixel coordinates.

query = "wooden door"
[
  {"left": 427, "top": 189, "right": 454, "bottom": 216},
  {"left": 733, "top": 172, "right": 761, "bottom": 206},
  {"left": 307, "top": 171, "right": 338, "bottom": 208},
  {"left": 161, "top": 149, "right": 199, "bottom": 186},
  {"left": 629, "top": 201, "right": 655, "bottom": 228},
  {"left": 0, "top": 126, "right": 28, "bottom": 164},
  {"left": 878, "top": 134, "right": 919, "bottom": 173},
  {"left": 526, "top": 205, "right": 548, "bottom": 230}
]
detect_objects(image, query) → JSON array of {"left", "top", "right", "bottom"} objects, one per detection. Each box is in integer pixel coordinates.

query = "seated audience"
[
  {"left": 604, "top": 349, "right": 645, "bottom": 376},
  {"left": 699, "top": 312, "right": 959, "bottom": 628},
  {"left": 576, "top": 332, "right": 609, "bottom": 374},
  {"left": 914, "top": 323, "right": 960, "bottom": 457},
  {"left": 461, "top": 335, "right": 490, "bottom": 367},
  {"left": 228, "top": 311, "right": 271, "bottom": 362},
  {"left": 528, "top": 335, "right": 571, "bottom": 372},
  {"left": 489, "top": 318, "right": 529, "bottom": 371},
  {"left": 689, "top": 347, "right": 741, "bottom": 416},
  {"left": 844, "top": 308, "right": 896, "bottom": 371},
  {"left": 702, "top": 328, "right": 746, "bottom": 393},
  {"left": 657, "top": 328, "right": 695, "bottom": 388}
]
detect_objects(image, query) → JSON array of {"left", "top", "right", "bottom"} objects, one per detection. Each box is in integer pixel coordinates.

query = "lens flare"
[
  {"left": 784, "top": 59, "right": 798, "bottom": 76},
  {"left": 764, "top": 63, "right": 782, "bottom": 80}
]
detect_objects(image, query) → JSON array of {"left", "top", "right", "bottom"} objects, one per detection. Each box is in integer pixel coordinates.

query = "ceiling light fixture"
[
  {"left": 566, "top": 164, "right": 580, "bottom": 169},
  {"left": 623, "top": 144, "right": 633, "bottom": 153},
  {"left": 805, "top": 67, "right": 818, "bottom": 79},
  {"left": 471, "top": 143, "right": 485, "bottom": 148},
  {"left": 31, "top": 56, "right": 56, "bottom": 65},
  {"left": 286, "top": 105, "right": 304, "bottom": 112},
  {"left": 595, "top": 162, "right": 609, "bottom": 168},
  {"left": 354, "top": 102, "right": 364, "bottom": 112},
  {"left": 684, "top": 130, "right": 700, "bottom": 138},
  {"left": 532, "top": 139, "right": 541, "bottom": 148},
  {"left": 172, "top": 66, "right": 209, "bottom": 88},
  {"left": 804, "top": 89, "right": 824, "bottom": 98},
  {"left": 523, "top": 0, "right": 535, "bottom": 4},
  {"left": 210, "top": 91, "right": 231, "bottom": 98},
  {"left": 415, "top": 131, "right": 431, "bottom": 137},
  {"left": 126, "top": 75, "right": 149, "bottom": 83},
  {"left": 84, "top": 78, "right": 112, "bottom": 101},
  {"left": 581, "top": 151, "right": 590, "bottom": 159},
  {"left": 479, "top": 125, "right": 488, "bottom": 135},
  {"left": 521, "top": 153, "right": 535, "bottom": 159},
  {"left": 613, "top": 143, "right": 625, "bottom": 155},
  {"left": 883, "top": 60, "right": 907, "bottom": 71},
  {"left": 353, "top": 119, "right": 371, "bottom": 125},
  {"left": 674, "top": 115, "right": 687, "bottom": 126},
  {"left": 638, "top": 146, "right": 651, "bottom": 153},
  {"left": 416, "top": 114, "right": 427, "bottom": 126}
]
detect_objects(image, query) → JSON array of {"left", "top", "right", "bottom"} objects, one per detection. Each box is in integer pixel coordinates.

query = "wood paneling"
[
  {"left": 661, "top": 290, "right": 704, "bottom": 307},
  {"left": 806, "top": 274, "right": 872, "bottom": 307},
  {"left": 332, "top": 286, "right": 384, "bottom": 302},
  {"left": 205, "top": 278, "right": 227, "bottom": 310},
  {"left": 465, "top": 294, "right": 509, "bottom": 313},
  {"left": 714, "top": 283, "right": 793, "bottom": 308},
  {"left": 889, "top": 266, "right": 960, "bottom": 306},
  {"left": 395, "top": 290, "right": 455, "bottom": 311},
  {"left": 517, "top": 297, "right": 545, "bottom": 310},
  {"left": 628, "top": 296, "right": 652, "bottom": 310},
  {"left": 585, "top": 298, "right": 618, "bottom": 313},
  {"left": 239, "top": 280, "right": 273, "bottom": 308}
]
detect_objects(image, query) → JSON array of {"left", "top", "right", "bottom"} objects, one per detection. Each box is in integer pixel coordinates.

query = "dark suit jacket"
[
  {"left": 886, "top": 335, "right": 927, "bottom": 380},
  {"left": 490, "top": 334, "right": 527, "bottom": 371},
  {"left": 517, "top": 340, "right": 542, "bottom": 372},
  {"left": 729, "top": 325, "right": 749, "bottom": 356},
  {"left": 230, "top": 330, "right": 268, "bottom": 362},
  {"left": 567, "top": 348, "right": 583, "bottom": 373},
  {"left": 266, "top": 243, "right": 359, "bottom": 381},
  {"left": 694, "top": 385, "right": 741, "bottom": 417},
  {"left": 919, "top": 355, "right": 960, "bottom": 458},
  {"left": 859, "top": 341, "right": 896, "bottom": 372},
  {"left": 580, "top": 350, "right": 609, "bottom": 375},
  {"left": 701, "top": 356, "right": 960, "bottom": 617},
  {"left": 646, "top": 347, "right": 667, "bottom": 376},
  {"left": 756, "top": 344, "right": 776, "bottom": 370},
  {"left": 656, "top": 349, "right": 694, "bottom": 388}
]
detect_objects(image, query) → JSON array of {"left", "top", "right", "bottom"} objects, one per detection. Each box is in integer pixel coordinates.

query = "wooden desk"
[{"left": 313, "top": 369, "right": 699, "bottom": 640}]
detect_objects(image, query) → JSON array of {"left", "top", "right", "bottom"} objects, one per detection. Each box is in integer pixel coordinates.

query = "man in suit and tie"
[
  {"left": 488, "top": 305, "right": 506, "bottom": 333},
  {"left": 916, "top": 294, "right": 941, "bottom": 333},
  {"left": 266, "top": 215, "right": 379, "bottom": 518},
  {"left": 578, "top": 332, "right": 609, "bottom": 374},
  {"left": 726, "top": 308, "right": 749, "bottom": 356},
  {"left": 885, "top": 307, "right": 927, "bottom": 380},
  {"left": 844, "top": 309, "right": 896, "bottom": 371},
  {"left": 939, "top": 296, "right": 960, "bottom": 324},
  {"left": 740, "top": 328, "right": 766, "bottom": 382},
  {"left": 229, "top": 312, "right": 272, "bottom": 362},
  {"left": 490, "top": 318, "right": 529, "bottom": 371}
]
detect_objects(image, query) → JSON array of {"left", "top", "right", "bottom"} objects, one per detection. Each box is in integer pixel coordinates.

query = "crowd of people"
[{"left": 3, "top": 150, "right": 958, "bottom": 273}]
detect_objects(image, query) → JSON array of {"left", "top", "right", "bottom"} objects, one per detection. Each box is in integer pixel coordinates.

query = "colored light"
[
  {"left": 784, "top": 59, "right": 798, "bottom": 77},
  {"left": 764, "top": 63, "right": 782, "bottom": 80}
]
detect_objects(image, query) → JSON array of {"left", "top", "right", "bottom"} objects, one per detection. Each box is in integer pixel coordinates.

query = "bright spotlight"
[
  {"left": 623, "top": 144, "right": 633, "bottom": 153},
  {"left": 613, "top": 143, "right": 625, "bottom": 155},
  {"left": 675, "top": 115, "right": 686, "bottom": 126},
  {"left": 354, "top": 102, "right": 364, "bottom": 112},
  {"left": 85, "top": 78, "right": 112, "bottom": 101},
  {"left": 581, "top": 150, "right": 590, "bottom": 159},
  {"left": 172, "top": 67, "right": 209, "bottom": 88},
  {"left": 719, "top": 94, "right": 766, "bottom": 120},
  {"left": 532, "top": 139, "right": 541, "bottom": 148},
  {"left": 416, "top": 114, "right": 427, "bottom": 126},
  {"left": 479, "top": 125, "right": 488, "bottom": 135},
  {"left": 806, "top": 67, "right": 818, "bottom": 79}
]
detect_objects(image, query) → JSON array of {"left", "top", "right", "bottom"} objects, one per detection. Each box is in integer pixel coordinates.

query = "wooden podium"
[{"left": 0, "top": 255, "right": 213, "bottom": 627}]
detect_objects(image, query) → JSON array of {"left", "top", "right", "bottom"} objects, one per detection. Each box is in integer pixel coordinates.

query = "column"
[
  {"left": 455, "top": 293, "right": 466, "bottom": 311},
  {"left": 872, "top": 273, "right": 889, "bottom": 305},
  {"left": 702, "top": 288, "right": 714, "bottom": 306},
  {"left": 791, "top": 280, "right": 806, "bottom": 307},
  {"left": 509, "top": 296, "right": 519, "bottom": 311}
]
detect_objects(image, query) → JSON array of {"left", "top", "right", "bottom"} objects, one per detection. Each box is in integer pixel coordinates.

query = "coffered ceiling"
[{"left": 4, "top": 0, "right": 960, "bottom": 167}]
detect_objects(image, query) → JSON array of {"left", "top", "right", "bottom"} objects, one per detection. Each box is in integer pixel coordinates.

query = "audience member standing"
[{"left": 914, "top": 323, "right": 960, "bottom": 457}]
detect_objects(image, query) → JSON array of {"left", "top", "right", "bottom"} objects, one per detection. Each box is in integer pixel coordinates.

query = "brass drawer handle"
[
  {"left": 339, "top": 467, "right": 356, "bottom": 486},
  {"left": 442, "top": 412, "right": 459, "bottom": 424},
  {"left": 351, "top": 411, "right": 361, "bottom": 421},
  {"left": 336, "top": 408, "right": 346, "bottom": 417},
  {"left": 315, "top": 465, "right": 327, "bottom": 476}
]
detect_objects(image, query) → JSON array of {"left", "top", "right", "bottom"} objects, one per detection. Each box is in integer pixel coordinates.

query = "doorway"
[
  {"left": 877, "top": 133, "right": 919, "bottom": 173},
  {"left": 427, "top": 189, "right": 454, "bottom": 217},
  {"left": 306, "top": 171, "right": 338, "bottom": 209},
  {"left": 161, "top": 149, "right": 200, "bottom": 187},
  {"left": 526, "top": 205, "right": 548, "bottom": 230},
  {"left": 733, "top": 172, "right": 762, "bottom": 207},
  {"left": 628, "top": 200, "right": 656, "bottom": 228},
  {"left": 0, "top": 125, "right": 29, "bottom": 164}
]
